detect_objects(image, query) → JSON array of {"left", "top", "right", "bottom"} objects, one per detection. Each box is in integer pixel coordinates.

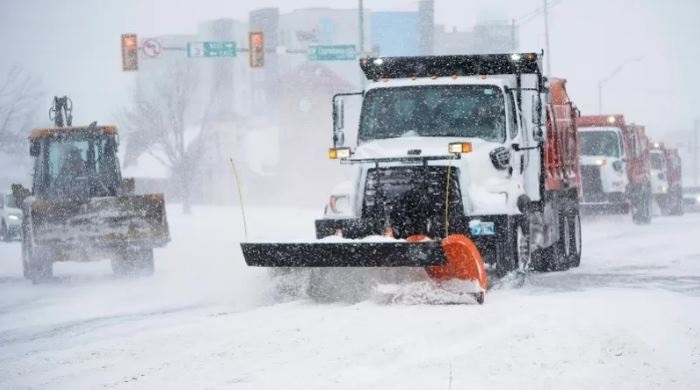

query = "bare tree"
[
  {"left": 118, "top": 61, "right": 213, "bottom": 214},
  {"left": 0, "top": 66, "right": 43, "bottom": 153}
]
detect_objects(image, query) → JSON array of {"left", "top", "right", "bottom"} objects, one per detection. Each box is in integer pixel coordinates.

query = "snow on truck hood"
[{"left": 352, "top": 137, "right": 521, "bottom": 215}]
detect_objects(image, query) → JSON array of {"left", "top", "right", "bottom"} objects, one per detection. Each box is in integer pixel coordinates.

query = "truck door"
[
  {"left": 332, "top": 92, "right": 363, "bottom": 149},
  {"left": 507, "top": 91, "right": 526, "bottom": 179}
]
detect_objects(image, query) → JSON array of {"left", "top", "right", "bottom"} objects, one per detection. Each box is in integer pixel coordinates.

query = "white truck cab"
[
  {"left": 578, "top": 126, "right": 629, "bottom": 211},
  {"left": 649, "top": 149, "right": 668, "bottom": 196},
  {"left": 312, "top": 54, "right": 581, "bottom": 275}
]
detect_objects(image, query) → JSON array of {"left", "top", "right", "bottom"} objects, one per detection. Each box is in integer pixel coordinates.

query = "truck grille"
[
  {"left": 362, "top": 166, "right": 462, "bottom": 237},
  {"left": 580, "top": 164, "right": 604, "bottom": 201}
]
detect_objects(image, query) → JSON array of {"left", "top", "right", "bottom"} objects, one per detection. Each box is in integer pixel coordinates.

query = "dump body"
[{"left": 545, "top": 79, "right": 581, "bottom": 192}]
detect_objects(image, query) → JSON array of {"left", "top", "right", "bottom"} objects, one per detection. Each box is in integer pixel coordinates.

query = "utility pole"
[
  {"left": 358, "top": 0, "right": 364, "bottom": 55},
  {"left": 694, "top": 118, "right": 699, "bottom": 186},
  {"left": 543, "top": 0, "right": 551, "bottom": 78},
  {"left": 358, "top": 0, "right": 365, "bottom": 88}
]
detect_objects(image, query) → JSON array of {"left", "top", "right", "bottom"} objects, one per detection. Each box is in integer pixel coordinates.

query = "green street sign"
[
  {"left": 188, "top": 41, "right": 236, "bottom": 58},
  {"left": 308, "top": 45, "right": 357, "bottom": 61}
]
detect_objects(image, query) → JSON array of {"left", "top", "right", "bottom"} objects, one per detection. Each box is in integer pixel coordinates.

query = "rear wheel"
[
  {"left": 112, "top": 248, "right": 154, "bottom": 277},
  {"left": 566, "top": 211, "right": 582, "bottom": 267},
  {"left": 669, "top": 190, "right": 684, "bottom": 216},
  {"left": 0, "top": 221, "right": 7, "bottom": 242}
]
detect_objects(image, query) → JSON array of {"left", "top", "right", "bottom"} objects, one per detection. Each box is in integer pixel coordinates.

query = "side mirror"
[
  {"left": 122, "top": 178, "right": 135, "bottom": 194},
  {"left": 333, "top": 98, "right": 345, "bottom": 147},
  {"left": 511, "top": 143, "right": 521, "bottom": 152},
  {"left": 333, "top": 99, "right": 345, "bottom": 131},
  {"left": 30, "top": 140, "right": 40, "bottom": 157},
  {"left": 532, "top": 125, "right": 544, "bottom": 142},
  {"left": 11, "top": 184, "right": 30, "bottom": 207}
]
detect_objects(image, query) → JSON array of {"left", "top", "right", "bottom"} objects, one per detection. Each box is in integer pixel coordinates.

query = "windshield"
[
  {"left": 359, "top": 85, "right": 507, "bottom": 143},
  {"left": 42, "top": 134, "right": 122, "bottom": 198},
  {"left": 650, "top": 152, "right": 664, "bottom": 170},
  {"left": 579, "top": 131, "right": 622, "bottom": 157},
  {"left": 5, "top": 194, "right": 18, "bottom": 208}
]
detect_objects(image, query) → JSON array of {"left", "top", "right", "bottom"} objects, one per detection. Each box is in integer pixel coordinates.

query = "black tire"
[
  {"left": 669, "top": 191, "right": 684, "bottom": 216},
  {"left": 495, "top": 219, "right": 520, "bottom": 277},
  {"left": 112, "top": 248, "right": 155, "bottom": 277},
  {"left": 0, "top": 221, "right": 7, "bottom": 242},
  {"left": 534, "top": 206, "right": 569, "bottom": 272},
  {"left": 22, "top": 235, "right": 53, "bottom": 283},
  {"left": 566, "top": 211, "right": 582, "bottom": 267},
  {"left": 632, "top": 187, "right": 652, "bottom": 224},
  {"left": 550, "top": 210, "right": 570, "bottom": 271},
  {"left": 514, "top": 221, "right": 531, "bottom": 273}
]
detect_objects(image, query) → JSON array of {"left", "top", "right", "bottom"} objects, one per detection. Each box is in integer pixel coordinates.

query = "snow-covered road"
[{"left": 1, "top": 207, "right": 699, "bottom": 389}]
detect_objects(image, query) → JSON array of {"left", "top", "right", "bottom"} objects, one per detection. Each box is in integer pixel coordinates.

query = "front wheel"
[
  {"left": 112, "top": 248, "right": 154, "bottom": 277},
  {"left": 22, "top": 238, "right": 53, "bottom": 283},
  {"left": 632, "top": 187, "right": 652, "bottom": 224}
]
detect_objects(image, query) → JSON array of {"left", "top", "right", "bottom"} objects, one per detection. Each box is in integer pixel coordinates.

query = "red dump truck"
[
  {"left": 577, "top": 115, "right": 653, "bottom": 223},
  {"left": 650, "top": 143, "right": 683, "bottom": 215}
]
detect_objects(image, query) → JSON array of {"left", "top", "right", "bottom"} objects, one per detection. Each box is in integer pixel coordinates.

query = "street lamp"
[{"left": 597, "top": 57, "right": 642, "bottom": 114}]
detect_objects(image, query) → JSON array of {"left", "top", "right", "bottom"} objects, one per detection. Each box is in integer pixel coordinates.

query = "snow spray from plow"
[{"left": 241, "top": 234, "right": 487, "bottom": 304}]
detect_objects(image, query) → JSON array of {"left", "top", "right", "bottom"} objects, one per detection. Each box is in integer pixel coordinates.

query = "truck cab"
[
  {"left": 317, "top": 54, "right": 582, "bottom": 274},
  {"left": 650, "top": 143, "right": 683, "bottom": 215},
  {"left": 649, "top": 146, "right": 669, "bottom": 197},
  {"left": 577, "top": 123, "right": 629, "bottom": 212}
]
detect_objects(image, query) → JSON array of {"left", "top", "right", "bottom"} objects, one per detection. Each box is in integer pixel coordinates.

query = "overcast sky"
[{"left": 1, "top": 0, "right": 699, "bottom": 138}]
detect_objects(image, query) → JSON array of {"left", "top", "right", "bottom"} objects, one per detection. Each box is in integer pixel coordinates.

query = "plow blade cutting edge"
[{"left": 240, "top": 241, "right": 449, "bottom": 267}]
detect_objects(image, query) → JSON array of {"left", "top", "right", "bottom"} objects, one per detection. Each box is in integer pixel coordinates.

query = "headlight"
[
  {"left": 595, "top": 159, "right": 607, "bottom": 166},
  {"left": 328, "top": 194, "right": 351, "bottom": 215},
  {"left": 8, "top": 215, "right": 19, "bottom": 221}
]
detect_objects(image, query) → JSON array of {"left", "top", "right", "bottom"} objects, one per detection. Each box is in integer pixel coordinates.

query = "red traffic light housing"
[
  {"left": 121, "top": 34, "right": 138, "bottom": 71},
  {"left": 249, "top": 32, "right": 264, "bottom": 68}
]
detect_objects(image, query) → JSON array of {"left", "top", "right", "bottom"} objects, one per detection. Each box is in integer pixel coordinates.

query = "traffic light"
[
  {"left": 121, "top": 34, "right": 138, "bottom": 71},
  {"left": 249, "top": 32, "right": 264, "bottom": 68}
]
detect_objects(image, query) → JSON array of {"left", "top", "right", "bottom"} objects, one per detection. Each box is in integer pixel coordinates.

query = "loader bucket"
[
  {"left": 30, "top": 194, "right": 170, "bottom": 247},
  {"left": 241, "top": 241, "right": 449, "bottom": 267}
]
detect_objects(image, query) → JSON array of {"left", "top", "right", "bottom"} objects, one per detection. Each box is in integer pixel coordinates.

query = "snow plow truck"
[
  {"left": 577, "top": 115, "right": 653, "bottom": 223},
  {"left": 241, "top": 53, "right": 583, "bottom": 303},
  {"left": 649, "top": 142, "right": 683, "bottom": 215},
  {"left": 12, "top": 97, "right": 170, "bottom": 282}
]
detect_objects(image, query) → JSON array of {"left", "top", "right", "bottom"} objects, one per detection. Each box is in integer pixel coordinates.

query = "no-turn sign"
[{"left": 142, "top": 39, "right": 162, "bottom": 58}]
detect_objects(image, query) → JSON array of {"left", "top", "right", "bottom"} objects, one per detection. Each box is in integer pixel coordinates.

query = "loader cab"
[{"left": 29, "top": 126, "right": 123, "bottom": 200}]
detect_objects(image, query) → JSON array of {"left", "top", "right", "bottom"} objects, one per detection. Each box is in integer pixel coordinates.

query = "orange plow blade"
[{"left": 408, "top": 234, "right": 487, "bottom": 291}]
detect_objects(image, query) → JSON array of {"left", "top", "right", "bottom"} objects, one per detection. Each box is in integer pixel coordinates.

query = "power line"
[{"left": 515, "top": 0, "right": 564, "bottom": 25}]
